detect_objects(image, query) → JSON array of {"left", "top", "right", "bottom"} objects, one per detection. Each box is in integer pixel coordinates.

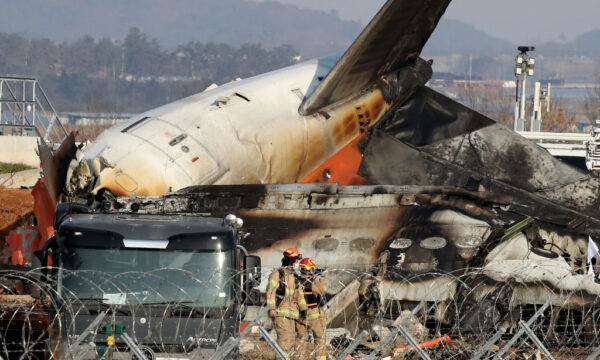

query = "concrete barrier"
[
  {"left": 0, "top": 136, "right": 39, "bottom": 167},
  {"left": 0, "top": 169, "right": 41, "bottom": 188}
]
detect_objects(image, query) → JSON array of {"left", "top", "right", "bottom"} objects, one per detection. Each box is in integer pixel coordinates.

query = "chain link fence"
[{"left": 1, "top": 267, "right": 600, "bottom": 360}]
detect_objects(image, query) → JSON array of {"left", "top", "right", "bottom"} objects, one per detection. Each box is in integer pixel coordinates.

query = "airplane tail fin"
[{"left": 299, "top": 0, "right": 451, "bottom": 115}]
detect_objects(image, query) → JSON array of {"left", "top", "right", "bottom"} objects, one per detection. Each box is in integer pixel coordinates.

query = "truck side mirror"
[
  {"left": 245, "top": 255, "right": 261, "bottom": 286},
  {"left": 243, "top": 255, "right": 261, "bottom": 305}
]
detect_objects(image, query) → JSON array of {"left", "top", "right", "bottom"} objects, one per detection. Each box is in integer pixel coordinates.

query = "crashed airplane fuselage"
[
  {"left": 67, "top": 55, "right": 391, "bottom": 196},
  {"left": 57, "top": 0, "right": 450, "bottom": 201},
  {"left": 39, "top": 0, "right": 600, "bottom": 328}
]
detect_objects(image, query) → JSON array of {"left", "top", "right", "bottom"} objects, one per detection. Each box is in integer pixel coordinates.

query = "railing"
[
  {"left": 0, "top": 76, "right": 68, "bottom": 146},
  {"left": 2, "top": 267, "right": 600, "bottom": 359}
]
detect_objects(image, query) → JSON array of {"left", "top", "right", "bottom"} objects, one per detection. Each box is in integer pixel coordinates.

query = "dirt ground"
[{"left": 0, "top": 185, "right": 34, "bottom": 263}]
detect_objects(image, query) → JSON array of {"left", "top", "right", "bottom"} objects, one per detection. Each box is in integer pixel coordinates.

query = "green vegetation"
[{"left": 0, "top": 162, "right": 35, "bottom": 174}]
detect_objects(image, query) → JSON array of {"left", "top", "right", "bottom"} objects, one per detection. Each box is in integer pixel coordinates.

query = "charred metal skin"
[
  {"left": 103, "top": 184, "right": 600, "bottom": 299},
  {"left": 36, "top": 0, "right": 600, "bottom": 341},
  {"left": 50, "top": 0, "right": 452, "bottom": 201},
  {"left": 358, "top": 85, "right": 600, "bottom": 220},
  {"left": 77, "top": 182, "right": 600, "bottom": 343},
  {"left": 58, "top": 0, "right": 600, "bottom": 224}
]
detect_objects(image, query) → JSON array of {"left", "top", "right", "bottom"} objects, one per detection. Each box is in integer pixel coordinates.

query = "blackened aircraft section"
[
  {"left": 300, "top": 0, "right": 451, "bottom": 115},
  {"left": 107, "top": 183, "right": 600, "bottom": 304},
  {"left": 357, "top": 81, "right": 600, "bottom": 223},
  {"left": 34, "top": 0, "right": 600, "bottom": 306},
  {"left": 373, "top": 85, "right": 495, "bottom": 146}
]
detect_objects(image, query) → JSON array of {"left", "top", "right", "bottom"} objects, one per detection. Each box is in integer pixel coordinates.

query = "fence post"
[
  {"left": 396, "top": 324, "right": 433, "bottom": 360},
  {"left": 518, "top": 320, "right": 554, "bottom": 360},
  {"left": 207, "top": 306, "right": 269, "bottom": 360},
  {"left": 121, "top": 333, "right": 148, "bottom": 360},
  {"left": 470, "top": 327, "right": 506, "bottom": 360},
  {"left": 365, "top": 302, "right": 426, "bottom": 360},
  {"left": 493, "top": 300, "right": 551, "bottom": 360},
  {"left": 336, "top": 330, "right": 369, "bottom": 360},
  {"left": 586, "top": 346, "right": 600, "bottom": 360},
  {"left": 64, "top": 310, "right": 107, "bottom": 359},
  {"left": 257, "top": 326, "right": 289, "bottom": 360}
]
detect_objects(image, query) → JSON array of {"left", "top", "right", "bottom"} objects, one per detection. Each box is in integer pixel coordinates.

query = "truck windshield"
[{"left": 57, "top": 247, "right": 234, "bottom": 307}]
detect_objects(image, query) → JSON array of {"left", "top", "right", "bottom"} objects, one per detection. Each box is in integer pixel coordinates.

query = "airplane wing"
[{"left": 299, "top": 0, "right": 451, "bottom": 115}]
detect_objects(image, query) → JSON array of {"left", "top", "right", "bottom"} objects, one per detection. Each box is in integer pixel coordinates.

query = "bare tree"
[
  {"left": 542, "top": 105, "right": 577, "bottom": 132},
  {"left": 455, "top": 83, "right": 514, "bottom": 126},
  {"left": 66, "top": 123, "right": 113, "bottom": 143},
  {"left": 585, "top": 72, "right": 600, "bottom": 124}
]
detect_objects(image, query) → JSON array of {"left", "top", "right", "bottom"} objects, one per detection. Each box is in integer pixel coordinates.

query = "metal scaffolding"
[{"left": 0, "top": 76, "right": 68, "bottom": 146}]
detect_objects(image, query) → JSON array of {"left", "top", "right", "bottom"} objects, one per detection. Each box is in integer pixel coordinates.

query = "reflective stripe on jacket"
[{"left": 266, "top": 267, "right": 302, "bottom": 319}]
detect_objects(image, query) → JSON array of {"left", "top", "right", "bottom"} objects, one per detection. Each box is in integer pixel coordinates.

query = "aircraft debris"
[{"left": 4, "top": 0, "right": 600, "bottom": 357}]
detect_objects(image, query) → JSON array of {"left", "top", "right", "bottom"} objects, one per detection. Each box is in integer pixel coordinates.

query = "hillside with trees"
[
  {"left": 1, "top": 0, "right": 600, "bottom": 114},
  {"left": 0, "top": 0, "right": 361, "bottom": 58},
  {"left": 0, "top": 29, "right": 300, "bottom": 113}
]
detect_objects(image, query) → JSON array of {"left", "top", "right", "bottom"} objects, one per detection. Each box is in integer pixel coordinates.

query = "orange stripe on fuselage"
[{"left": 301, "top": 134, "right": 366, "bottom": 185}]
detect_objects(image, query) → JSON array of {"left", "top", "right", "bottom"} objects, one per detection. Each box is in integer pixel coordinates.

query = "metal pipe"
[
  {"left": 518, "top": 320, "right": 555, "bottom": 360},
  {"left": 336, "top": 330, "right": 369, "bottom": 360},
  {"left": 258, "top": 326, "right": 289, "bottom": 360},
  {"left": 32, "top": 80, "right": 36, "bottom": 126},
  {"left": 64, "top": 310, "right": 108, "bottom": 359},
  {"left": 493, "top": 300, "right": 551, "bottom": 360},
  {"left": 396, "top": 324, "right": 432, "bottom": 360},
  {"left": 586, "top": 346, "right": 600, "bottom": 360},
  {"left": 0, "top": 80, "right": 3, "bottom": 126},
  {"left": 121, "top": 333, "right": 149, "bottom": 360},
  {"left": 38, "top": 82, "right": 68, "bottom": 142},
  {"left": 207, "top": 306, "right": 269, "bottom": 360},
  {"left": 365, "top": 302, "right": 426, "bottom": 360},
  {"left": 237, "top": 244, "right": 249, "bottom": 257},
  {"left": 0, "top": 100, "right": 36, "bottom": 103},
  {"left": 22, "top": 79, "right": 26, "bottom": 126},
  {"left": 519, "top": 74, "right": 527, "bottom": 131},
  {"left": 470, "top": 327, "right": 506, "bottom": 360},
  {"left": 0, "top": 76, "right": 37, "bottom": 81}
]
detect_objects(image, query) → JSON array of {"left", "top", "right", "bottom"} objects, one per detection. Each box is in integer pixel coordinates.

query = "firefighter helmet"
[
  {"left": 300, "top": 257, "right": 316, "bottom": 271},
  {"left": 283, "top": 247, "right": 301, "bottom": 258}
]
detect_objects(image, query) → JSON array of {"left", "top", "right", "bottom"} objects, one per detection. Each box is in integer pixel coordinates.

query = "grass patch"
[{"left": 0, "top": 162, "right": 35, "bottom": 174}]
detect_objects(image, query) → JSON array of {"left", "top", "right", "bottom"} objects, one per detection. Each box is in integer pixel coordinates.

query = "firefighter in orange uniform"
[
  {"left": 266, "top": 247, "right": 303, "bottom": 358},
  {"left": 296, "top": 257, "right": 328, "bottom": 360}
]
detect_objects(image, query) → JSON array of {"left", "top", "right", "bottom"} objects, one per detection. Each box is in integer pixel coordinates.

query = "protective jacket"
[
  {"left": 297, "top": 276, "right": 327, "bottom": 318},
  {"left": 297, "top": 275, "right": 328, "bottom": 360},
  {"left": 266, "top": 267, "right": 302, "bottom": 319}
]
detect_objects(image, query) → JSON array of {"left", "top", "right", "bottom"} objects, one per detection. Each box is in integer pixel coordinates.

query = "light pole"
[{"left": 514, "top": 46, "right": 535, "bottom": 131}]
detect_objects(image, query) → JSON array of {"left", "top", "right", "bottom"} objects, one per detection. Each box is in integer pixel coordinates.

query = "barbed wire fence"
[{"left": 2, "top": 267, "right": 600, "bottom": 360}]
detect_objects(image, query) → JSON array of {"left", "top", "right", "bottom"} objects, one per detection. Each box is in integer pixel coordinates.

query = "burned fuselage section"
[
  {"left": 105, "top": 183, "right": 600, "bottom": 334},
  {"left": 358, "top": 82, "right": 600, "bottom": 221},
  {"left": 36, "top": 0, "right": 600, "bottom": 344}
]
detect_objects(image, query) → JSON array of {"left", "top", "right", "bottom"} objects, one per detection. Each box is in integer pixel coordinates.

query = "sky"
[{"left": 257, "top": 0, "right": 600, "bottom": 44}]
